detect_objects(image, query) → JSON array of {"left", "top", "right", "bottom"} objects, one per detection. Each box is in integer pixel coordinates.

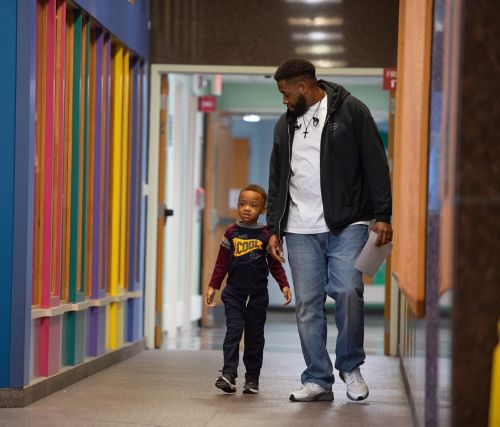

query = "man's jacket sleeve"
[
  {"left": 267, "top": 122, "right": 282, "bottom": 236},
  {"left": 354, "top": 102, "right": 392, "bottom": 224}
]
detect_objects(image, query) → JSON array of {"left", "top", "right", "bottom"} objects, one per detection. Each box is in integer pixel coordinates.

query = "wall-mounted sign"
[
  {"left": 383, "top": 68, "right": 397, "bottom": 90},
  {"left": 198, "top": 96, "right": 217, "bottom": 112}
]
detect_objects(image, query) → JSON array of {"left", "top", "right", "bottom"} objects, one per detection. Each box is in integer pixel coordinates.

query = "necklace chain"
[{"left": 301, "top": 98, "right": 323, "bottom": 138}]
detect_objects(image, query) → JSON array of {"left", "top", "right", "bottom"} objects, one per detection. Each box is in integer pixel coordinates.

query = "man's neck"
[{"left": 307, "top": 86, "right": 326, "bottom": 108}]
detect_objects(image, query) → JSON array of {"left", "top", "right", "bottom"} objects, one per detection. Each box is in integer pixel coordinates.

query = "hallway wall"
[
  {"left": 451, "top": 1, "right": 500, "bottom": 424},
  {"left": 0, "top": 0, "right": 149, "bottom": 394},
  {"left": 395, "top": 0, "right": 500, "bottom": 425}
]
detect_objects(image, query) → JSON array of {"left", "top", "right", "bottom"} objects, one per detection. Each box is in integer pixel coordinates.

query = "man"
[{"left": 267, "top": 59, "right": 392, "bottom": 402}]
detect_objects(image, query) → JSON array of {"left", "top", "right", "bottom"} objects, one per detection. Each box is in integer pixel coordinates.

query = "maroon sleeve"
[
  {"left": 267, "top": 254, "right": 289, "bottom": 290},
  {"left": 208, "top": 227, "right": 234, "bottom": 290},
  {"left": 208, "top": 245, "right": 230, "bottom": 290}
]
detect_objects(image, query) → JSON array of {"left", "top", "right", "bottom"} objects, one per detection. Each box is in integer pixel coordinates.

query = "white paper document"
[{"left": 354, "top": 231, "right": 392, "bottom": 277}]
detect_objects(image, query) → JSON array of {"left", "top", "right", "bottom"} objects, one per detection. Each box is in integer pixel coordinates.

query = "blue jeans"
[{"left": 285, "top": 225, "right": 368, "bottom": 389}]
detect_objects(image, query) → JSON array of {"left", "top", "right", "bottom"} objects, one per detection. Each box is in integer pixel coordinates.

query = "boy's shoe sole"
[
  {"left": 243, "top": 386, "right": 259, "bottom": 395},
  {"left": 289, "top": 391, "right": 334, "bottom": 402},
  {"left": 215, "top": 377, "right": 236, "bottom": 394}
]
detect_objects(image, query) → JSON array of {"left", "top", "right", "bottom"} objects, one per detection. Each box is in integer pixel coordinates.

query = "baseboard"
[
  {"left": 0, "top": 338, "right": 145, "bottom": 408},
  {"left": 399, "top": 353, "right": 420, "bottom": 427}
]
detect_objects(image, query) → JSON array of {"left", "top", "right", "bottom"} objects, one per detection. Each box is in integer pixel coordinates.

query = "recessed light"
[
  {"left": 312, "top": 59, "right": 348, "bottom": 68},
  {"left": 285, "top": 0, "right": 342, "bottom": 4},
  {"left": 295, "top": 44, "right": 345, "bottom": 55},
  {"left": 292, "top": 32, "right": 343, "bottom": 42},
  {"left": 243, "top": 114, "right": 261, "bottom": 123},
  {"left": 288, "top": 17, "right": 343, "bottom": 26}
]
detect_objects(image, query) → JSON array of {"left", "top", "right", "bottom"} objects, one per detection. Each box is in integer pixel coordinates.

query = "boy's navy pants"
[{"left": 221, "top": 286, "right": 269, "bottom": 380}]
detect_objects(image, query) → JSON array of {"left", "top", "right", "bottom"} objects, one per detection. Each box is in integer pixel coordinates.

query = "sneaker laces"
[
  {"left": 301, "top": 382, "right": 327, "bottom": 393},
  {"left": 343, "top": 368, "right": 365, "bottom": 385}
]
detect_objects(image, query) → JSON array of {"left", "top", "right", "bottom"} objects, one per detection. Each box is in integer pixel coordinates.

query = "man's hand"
[
  {"left": 269, "top": 234, "right": 285, "bottom": 263},
  {"left": 204, "top": 287, "right": 216, "bottom": 307},
  {"left": 282, "top": 287, "right": 292, "bottom": 306},
  {"left": 372, "top": 222, "right": 393, "bottom": 247}
]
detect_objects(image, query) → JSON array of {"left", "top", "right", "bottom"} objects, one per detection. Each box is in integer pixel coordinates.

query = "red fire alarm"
[{"left": 198, "top": 96, "right": 217, "bottom": 112}]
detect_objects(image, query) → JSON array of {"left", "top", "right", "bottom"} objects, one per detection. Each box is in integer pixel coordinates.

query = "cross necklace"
[{"left": 301, "top": 98, "right": 323, "bottom": 138}]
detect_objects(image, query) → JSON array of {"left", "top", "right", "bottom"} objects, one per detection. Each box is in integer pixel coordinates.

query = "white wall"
[{"left": 162, "top": 74, "right": 203, "bottom": 339}]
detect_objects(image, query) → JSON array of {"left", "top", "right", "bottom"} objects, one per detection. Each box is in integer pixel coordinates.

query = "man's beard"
[{"left": 293, "top": 95, "right": 307, "bottom": 117}]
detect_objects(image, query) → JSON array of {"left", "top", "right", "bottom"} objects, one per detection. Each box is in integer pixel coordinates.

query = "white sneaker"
[
  {"left": 289, "top": 382, "right": 334, "bottom": 402},
  {"left": 340, "top": 367, "right": 369, "bottom": 401}
]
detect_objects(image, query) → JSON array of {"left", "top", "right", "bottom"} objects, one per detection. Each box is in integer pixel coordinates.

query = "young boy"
[{"left": 205, "top": 184, "right": 292, "bottom": 395}]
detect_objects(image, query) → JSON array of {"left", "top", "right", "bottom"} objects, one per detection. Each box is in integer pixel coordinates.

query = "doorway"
[{"left": 144, "top": 66, "right": 393, "bottom": 351}]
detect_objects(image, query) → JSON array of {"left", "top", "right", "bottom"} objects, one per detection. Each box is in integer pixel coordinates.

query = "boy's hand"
[
  {"left": 269, "top": 234, "right": 285, "bottom": 263},
  {"left": 282, "top": 286, "right": 292, "bottom": 306},
  {"left": 204, "top": 287, "right": 217, "bottom": 307}
]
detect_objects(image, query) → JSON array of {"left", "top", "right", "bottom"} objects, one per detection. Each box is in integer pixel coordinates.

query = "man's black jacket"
[{"left": 267, "top": 80, "right": 392, "bottom": 237}]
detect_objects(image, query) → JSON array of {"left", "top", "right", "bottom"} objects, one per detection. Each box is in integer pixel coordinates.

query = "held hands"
[
  {"left": 204, "top": 286, "right": 217, "bottom": 308},
  {"left": 269, "top": 234, "right": 285, "bottom": 263},
  {"left": 282, "top": 286, "right": 292, "bottom": 306},
  {"left": 372, "top": 221, "right": 393, "bottom": 247}
]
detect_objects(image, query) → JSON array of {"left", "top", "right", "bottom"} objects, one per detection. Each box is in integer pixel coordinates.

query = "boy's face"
[{"left": 237, "top": 190, "right": 266, "bottom": 224}]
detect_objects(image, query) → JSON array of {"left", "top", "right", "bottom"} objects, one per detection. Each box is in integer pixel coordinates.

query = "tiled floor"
[
  {"left": 0, "top": 310, "right": 413, "bottom": 427},
  {"left": 164, "top": 309, "right": 385, "bottom": 354}
]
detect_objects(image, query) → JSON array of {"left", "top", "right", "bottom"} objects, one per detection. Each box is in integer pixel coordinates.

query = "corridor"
[{"left": 0, "top": 311, "right": 412, "bottom": 426}]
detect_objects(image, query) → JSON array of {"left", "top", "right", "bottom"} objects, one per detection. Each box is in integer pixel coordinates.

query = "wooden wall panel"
[
  {"left": 391, "top": 0, "right": 433, "bottom": 317},
  {"left": 52, "top": 0, "right": 66, "bottom": 303},
  {"left": 61, "top": 6, "right": 74, "bottom": 302},
  {"left": 109, "top": 44, "right": 123, "bottom": 296},
  {"left": 100, "top": 33, "right": 111, "bottom": 296},
  {"left": 69, "top": 9, "right": 82, "bottom": 303}
]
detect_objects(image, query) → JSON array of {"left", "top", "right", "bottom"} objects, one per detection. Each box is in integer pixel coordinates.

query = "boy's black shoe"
[
  {"left": 243, "top": 378, "right": 259, "bottom": 395},
  {"left": 215, "top": 373, "right": 236, "bottom": 393}
]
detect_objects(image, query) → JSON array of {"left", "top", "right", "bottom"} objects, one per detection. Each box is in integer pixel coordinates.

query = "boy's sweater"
[{"left": 208, "top": 222, "right": 289, "bottom": 295}]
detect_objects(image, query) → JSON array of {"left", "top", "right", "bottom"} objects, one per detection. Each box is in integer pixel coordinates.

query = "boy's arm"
[
  {"left": 205, "top": 242, "right": 231, "bottom": 307},
  {"left": 208, "top": 243, "right": 231, "bottom": 291}
]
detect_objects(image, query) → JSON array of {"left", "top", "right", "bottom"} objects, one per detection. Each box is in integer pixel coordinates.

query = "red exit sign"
[
  {"left": 198, "top": 96, "right": 217, "bottom": 112},
  {"left": 383, "top": 68, "right": 397, "bottom": 91}
]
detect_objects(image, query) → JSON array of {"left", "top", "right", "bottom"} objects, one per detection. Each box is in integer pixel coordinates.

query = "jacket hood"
[
  {"left": 284, "top": 80, "right": 351, "bottom": 124},
  {"left": 318, "top": 80, "right": 351, "bottom": 112}
]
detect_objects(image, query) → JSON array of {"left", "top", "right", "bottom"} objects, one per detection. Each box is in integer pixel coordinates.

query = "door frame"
[{"left": 144, "top": 64, "right": 385, "bottom": 349}]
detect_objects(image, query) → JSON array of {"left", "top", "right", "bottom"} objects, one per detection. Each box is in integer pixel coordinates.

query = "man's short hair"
[
  {"left": 240, "top": 184, "right": 267, "bottom": 205},
  {"left": 274, "top": 58, "right": 316, "bottom": 82}
]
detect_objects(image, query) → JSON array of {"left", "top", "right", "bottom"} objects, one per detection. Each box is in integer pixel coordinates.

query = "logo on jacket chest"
[
  {"left": 232, "top": 238, "right": 263, "bottom": 257},
  {"left": 329, "top": 121, "right": 339, "bottom": 131}
]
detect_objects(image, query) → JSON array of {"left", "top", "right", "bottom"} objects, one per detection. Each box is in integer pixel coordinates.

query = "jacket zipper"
[
  {"left": 277, "top": 124, "right": 293, "bottom": 237},
  {"left": 320, "top": 111, "right": 332, "bottom": 201}
]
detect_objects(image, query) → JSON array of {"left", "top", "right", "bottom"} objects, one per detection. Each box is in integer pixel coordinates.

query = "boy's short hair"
[
  {"left": 274, "top": 58, "right": 316, "bottom": 82},
  {"left": 240, "top": 184, "right": 267, "bottom": 205}
]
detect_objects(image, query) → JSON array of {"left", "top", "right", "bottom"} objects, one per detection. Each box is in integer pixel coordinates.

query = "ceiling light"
[
  {"left": 292, "top": 32, "right": 343, "bottom": 42},
  {"left": 285, "top": 0, "right": 342, "bottom": 4},
  {"left": 312, "top": 59, "right": 348, "bottom": 68},
  {"left": 243, "top": 114, "right": 261, "bottom": 123},
  {"left": 295, "top": 44, "right": 345, "bottom": 55},
  {"left": 288, "top": 17, "right": 343, "bottom": 26}
]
